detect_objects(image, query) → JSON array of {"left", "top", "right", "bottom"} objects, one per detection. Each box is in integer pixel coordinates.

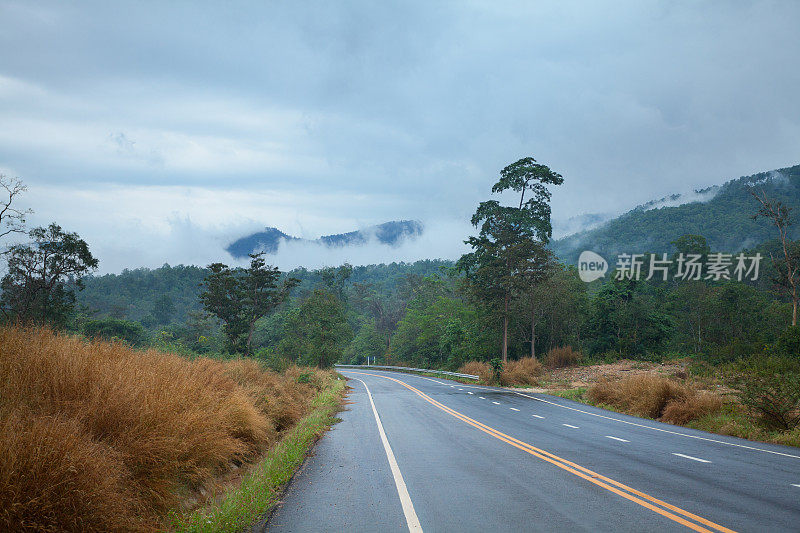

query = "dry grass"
[
  {"left": 0, "top": 325, "right": 328, "bottom": 532},
  {"left": 458, "top": 361, "right": 493, "bottom": 383},
  {"left": 500, "top": 357, "right": 543, "bottom": 386},
  {"left": 661, "top": 392, "right": 724, "bottom": 425},
  {"left": 543, "top": 346, "right": 582, "bottom": 368},
  {"left": 586, "top": 374, "right": 723, "bottom": 422}
]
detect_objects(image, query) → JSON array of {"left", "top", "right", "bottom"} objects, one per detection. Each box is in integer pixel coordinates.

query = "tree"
[
  {"left": 457, "top": 157, "right": 563, "bottom": 362},
  {"left": 0, "top": 175, "right": 32, "bottom": 245},
  {"left": 751, "top": 189, "right": 800, "bottom": 326},
  {"left": 277, "top": 288, "right": 352, "bottom": 367},
  {"left": 0, "top": 223, "right": 98, "bottom": 326},
  {"left": 199, "top": 253, "right": 297, "bottom": 355},
  {"left": 151, "top": 294, "right": 175, "bottom": 325}
]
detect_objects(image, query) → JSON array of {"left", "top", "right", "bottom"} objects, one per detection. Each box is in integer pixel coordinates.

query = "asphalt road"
[{"left": 263, "top": 369, "right": 800, "bottom": 532}]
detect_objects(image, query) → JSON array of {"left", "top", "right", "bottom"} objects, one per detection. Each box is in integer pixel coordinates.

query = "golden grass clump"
[
  {"left": 0, "top": 325, "right": 327, "bottom": 532},
  {"left": 458, "top": 361, "right": 493, "bottom": 383},
  {"left": 587, "top": 374, "right": 723, "bottom": 422},
  {"left": 543, "top": 346, "right": 582, "bottom": 368},
  {"left": 500, "top": 357, "right": 543, "bottom": 386},
  {"left": 660, "top": 392, "right": 724, "bottom": 425}
]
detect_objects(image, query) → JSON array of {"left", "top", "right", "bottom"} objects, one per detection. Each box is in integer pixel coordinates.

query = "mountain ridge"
[{"left": 227, "top": 220, "right": 424, "bottom": 259}]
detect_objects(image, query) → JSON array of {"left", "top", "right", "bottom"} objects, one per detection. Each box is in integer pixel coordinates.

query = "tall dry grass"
[
  {"left": 0, "top": 325, "right": 327, "bottom": 532},
  {"left": 458, "top": 361, "right": 493, "bottom": 383},
  {"left": 543, "top": 346, "right": 582, "bottom": 368},
  {"left": 501, "top": 357, "right": 543, "bottom": 386},
  {"left": 587, "top": 374, "right": 722, "bottom": 422}
]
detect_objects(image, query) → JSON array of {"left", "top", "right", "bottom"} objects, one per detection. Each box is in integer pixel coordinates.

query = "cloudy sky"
[{"left": 1, "top": 1, "right": 799, "bottom": 272}]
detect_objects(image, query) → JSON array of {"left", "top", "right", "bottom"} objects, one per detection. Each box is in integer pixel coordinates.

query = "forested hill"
[
  {"left": 551, "top": 164, "right": 800, "bottom": 264},
  {"left": 227, "top": 220, "right": 424, "bottom": 258},
  {"left": 76, "top": 259, "right": 452, "bottom": 325}
]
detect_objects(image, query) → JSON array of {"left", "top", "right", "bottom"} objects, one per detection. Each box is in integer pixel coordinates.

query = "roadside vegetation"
[{"left": 0, "top": 325, "right": 343, "bottom": 532}]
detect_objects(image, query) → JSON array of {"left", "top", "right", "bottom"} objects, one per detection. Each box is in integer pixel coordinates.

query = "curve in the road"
[{"left": 345, "top": 370, "right": 735, "bottom": 533}]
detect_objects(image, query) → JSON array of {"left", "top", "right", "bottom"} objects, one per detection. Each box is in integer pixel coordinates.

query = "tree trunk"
[
  {"left": 246, "top": 321, "right": 256, "bottom": 356},
  {"left": 530, "top": 314, "right": 536, "bottom": 360},
  {"left": 793, "top": 298, "right": 798, "bottom": 327},
  {"left": 502, "top": 292, "right": 509, "bottom": 363}
]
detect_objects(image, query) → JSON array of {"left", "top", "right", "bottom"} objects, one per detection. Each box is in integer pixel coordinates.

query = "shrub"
[
  {"left": 660, "top": 392, "right": 724, "bottom": 425},
  {"left": 726, "top": 356, "right": 800, "bottom": 430},
  {"left": 544, "top": 346, "right": 582, "bottom": 368},
  {"left": 775, "top": 326, "right": 800, "bottom": 358},
  {"left": 83, "top": 317, "right": 148, "bottom": 347},
  {"left": 500, "top": 357, "right": 543, "bottom": 386},
  {"left": 587, "top": 374, "right": 724, "bottom": 424},
  {"left": 458, "top": 361, "right": 493, "bottom": 384},
  {"left": 587, "top": 375, "right": 691, "bottom": 419}
]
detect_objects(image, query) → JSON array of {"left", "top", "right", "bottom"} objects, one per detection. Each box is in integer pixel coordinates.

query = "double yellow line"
[{"left": 346, "top": 371, "right": 736, "bottom": 533}]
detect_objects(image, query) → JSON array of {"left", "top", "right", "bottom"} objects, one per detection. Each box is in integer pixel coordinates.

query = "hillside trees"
[
  {"left": 276, "top": 288, "right": 352, "bottom": 367},
  {"left": 0, "top": 223, "right": 98, "bottom": 326},
  {"left": 457, "top": 157, "right": 563, "bottom": 361},
  {"left": 200, "top": 253, "right": 297, "bottom": 355},
  {"left": 751, "top": 188, "right": 800, "bottom": 326}
]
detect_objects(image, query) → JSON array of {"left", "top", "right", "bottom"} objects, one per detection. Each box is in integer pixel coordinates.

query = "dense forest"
[
  {"left": 4, "top": 162, "right": 800, "bottom": 375},
  {"left": 61, "top": 163, "right": 799, "bottom": 373},
  {"left": 553, "top": 164, "right": 800, "bottom": 264}
]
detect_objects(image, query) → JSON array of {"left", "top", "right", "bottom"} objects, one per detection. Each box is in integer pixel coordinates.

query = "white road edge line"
[
  {"left": 672, "top": 453, "right": 711, "bottom": 463},
  {"left": 510, "top": 407, "right": 520, "bottom": 411},
  {"left": 352, "top": 377, "right": 423, "bottom": 533},
  {"left": 512, "top": 391, "right": 800, "bottom": 460},
  {"left": 563, "top": 424, "right": 580, "bottom": 429},
  {"left": 606, "top": 436, "right": 630, "bottom": 443},
  {"left": 531, "top": 414, "right": 545, "bottom": 419}
]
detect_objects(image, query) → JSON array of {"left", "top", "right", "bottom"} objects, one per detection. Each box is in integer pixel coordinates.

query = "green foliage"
[
  {"left": 1, "top": 223, "right": 98, "bottom": 327},
  {"left": 200, "top": 253, "right": 297, "bottom": 355},
  {"left": 775, "top": 326, "right": 800, "bottom": 357},
  {"left": 82, "top": 317, "right": 148, "bottom": 347},
  {"left": 276, "top": 289, "right": 352, "bottom": 368},
  {"left": 726, "top": 356, "right": 800, "bottom": 430}
]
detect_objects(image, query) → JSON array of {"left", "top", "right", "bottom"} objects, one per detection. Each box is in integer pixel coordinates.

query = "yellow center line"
[{"left": 345, "top": 371, "right": 736, "bottom": 533}]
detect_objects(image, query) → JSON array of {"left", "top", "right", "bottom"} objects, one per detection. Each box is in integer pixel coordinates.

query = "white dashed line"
[
  {"left": 531, "top": 414, "right": 545, "bottom": 419},
  {"left": 492, "top": 401, "right": 501, "bottom": 405},
  {"left": 479, "top": 396, "right": 486, "bottom": 399},
  {"left": 510, "top": 407, "right": 520, "bottom": 411},
  {"left": 512, "top": 391, "right": 800, "bottom": 460},
  {"left": 791, "top": 483, "right": 800, "bottom": 488},
  {"left": 467, "top": 392, "right": 474, "bottom": 395},
  {"left": 562, "top": 424, "right": 580, "bottom": 429},
  {"left": 672, "top": 453, "right": 711, "bottom": 463},
  {"left": 606, "top": 436, "right": 630, "bottom": 443},
  {"left": 458, "top": 388, "right": 463, "bottom": 391}
]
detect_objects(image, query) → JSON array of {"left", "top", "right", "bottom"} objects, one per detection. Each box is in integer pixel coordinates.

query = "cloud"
[{"left": 1, "top": 0, "right": 799, "bottom": 271}]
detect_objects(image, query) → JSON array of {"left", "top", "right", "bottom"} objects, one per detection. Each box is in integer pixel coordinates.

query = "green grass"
[
  {"left": 549, "top": 387, "right": 588, "bottom": 402},
  {"left": 172, "top": 376, "right": 346, "bottom": 532}
]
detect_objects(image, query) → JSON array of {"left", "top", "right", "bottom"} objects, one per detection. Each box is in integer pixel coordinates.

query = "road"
[{"left": 262, "top": 369, "right": 800, "bottom": 532}]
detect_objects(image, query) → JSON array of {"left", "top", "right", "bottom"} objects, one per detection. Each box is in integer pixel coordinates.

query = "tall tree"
[
  {"left": 457, "top": 157, "right": 563, "bottom": 362},
  {"left": 200, "top": 253, "right": 297, "bottom": 354},
  {"left": 751, "top": 189, "right": 800, "bottom": 326},
  {"left": 0, "top": 223, "right": 98, "bottom": 326}
]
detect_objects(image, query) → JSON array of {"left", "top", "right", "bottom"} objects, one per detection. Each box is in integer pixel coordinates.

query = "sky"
[{"left": 1, "top": 0, "right": 799, "bottom": 272}]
